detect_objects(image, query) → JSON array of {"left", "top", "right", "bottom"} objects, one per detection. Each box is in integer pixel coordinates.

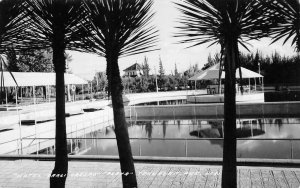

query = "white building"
[{"left": 123, "top": 63, "right": 143, "bottom": 77}]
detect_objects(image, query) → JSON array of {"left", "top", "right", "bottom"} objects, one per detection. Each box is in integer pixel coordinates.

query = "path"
[{"left": 0, "top": 160, "right": 299, "bottom": 188}]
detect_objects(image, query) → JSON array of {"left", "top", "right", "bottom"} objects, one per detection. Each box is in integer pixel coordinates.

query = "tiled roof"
[{"left": 123, "top": 63, "right": 141, "bottom": 71}]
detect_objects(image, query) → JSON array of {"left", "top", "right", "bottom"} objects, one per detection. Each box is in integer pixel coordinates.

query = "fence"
[
  {"left": 125, "top": 102, "right": 300, "bottom": 119},
  {"left": 3, "top": 137, "right": 300, "bottom": 160}
]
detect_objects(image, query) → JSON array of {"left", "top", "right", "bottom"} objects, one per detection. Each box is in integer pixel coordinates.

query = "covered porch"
[
  {"left": 189, "top": 63, "right": 264, "bottom": 94},
  {"left": 0, "top": 72, "right": 88, "bottom": 109},
  {"left": 188, "top": 63, "right": 265, "bottom": 103}
]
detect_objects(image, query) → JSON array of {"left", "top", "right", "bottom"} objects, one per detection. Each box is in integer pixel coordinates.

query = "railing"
[
  {"left": 124, "top": 90, "right": 206, "bottom": 106},
  {"left": 125, "top": 102, "right": 300, "bottom": 119},
  {"left": 0, "top": 109, "right": 114, "bottom": 155},
  {"left": 4, "top": 137, "right": 300, "bottom": 160}
]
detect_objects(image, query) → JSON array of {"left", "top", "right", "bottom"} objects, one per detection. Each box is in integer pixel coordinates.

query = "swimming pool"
[{"left": 56, "top": 117, "right": 300, "bottom": 159}]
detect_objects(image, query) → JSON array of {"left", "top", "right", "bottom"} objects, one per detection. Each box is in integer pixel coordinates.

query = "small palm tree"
[
  {"left": 265, "top": 0, "right": 300, "bottom": 52},
  {"left": 24, "top": 0, "right": 88, "bottom": 187},
  {"left": 83, "top": 0, "right": 158, "bottom": 187},
  {"left": 175, "top": 0, "right": 273, "bottom": 187}
]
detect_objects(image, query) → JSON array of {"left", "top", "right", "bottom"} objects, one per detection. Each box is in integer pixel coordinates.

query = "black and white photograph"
[{"left": 0, "top": 0, "right": 299, "bottom": 187}]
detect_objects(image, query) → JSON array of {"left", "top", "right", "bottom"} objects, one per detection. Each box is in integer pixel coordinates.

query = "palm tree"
[
  {"left": 175, "top": 0, "right": 273, "bottom": 187},
  {"left": 24, "top": 0, "right": 88, "bottom": 187},
  {"left": 264, "top": 0, "right": 300, "bottom": 52},
  {"left": 83, "top": 0, "right": 158, "bottom": 187}
]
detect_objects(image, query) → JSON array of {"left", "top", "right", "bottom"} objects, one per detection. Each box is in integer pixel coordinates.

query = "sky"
[{"left": 67, "top": 0, "right": 297, "bottom": 81}]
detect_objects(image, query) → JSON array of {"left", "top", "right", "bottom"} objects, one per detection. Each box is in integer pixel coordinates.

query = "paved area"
[{"left": 0, "top": 160, "right": 300, "bottom": 188}]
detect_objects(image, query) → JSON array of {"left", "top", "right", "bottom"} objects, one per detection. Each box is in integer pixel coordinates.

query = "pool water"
[{"left": 65, "top": 118, "right": 300, "bottom": 159}]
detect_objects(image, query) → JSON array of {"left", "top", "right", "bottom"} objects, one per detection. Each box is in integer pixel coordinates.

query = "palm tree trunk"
[
  {"left": 107, "top": 54, "right": 137, "bottom": 188},
  {"left": 221, "top": 38, "right": 238, "bottom": 188},
  {"left": 50, "top": 35, "right": 68, "bottom": 188}
]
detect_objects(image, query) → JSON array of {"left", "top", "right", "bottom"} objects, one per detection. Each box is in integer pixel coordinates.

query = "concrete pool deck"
[{"left": 0, "top": 160, "right": 300, "bottom": 188}]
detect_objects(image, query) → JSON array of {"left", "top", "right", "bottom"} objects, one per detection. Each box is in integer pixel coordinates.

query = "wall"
[{"left": 125, "top": 102, "right": 300, "bottom": 119}]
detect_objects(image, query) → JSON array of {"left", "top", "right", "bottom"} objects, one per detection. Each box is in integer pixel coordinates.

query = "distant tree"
[
  {"left": 122, "top": 76, "right": 135, "bottom": 93},
  {"left": 158, "top": 56, "right": 165, "bottom": 89},
  {"left": 253, "top": 50, "right": 260, "bottom": 72},
  {"left": 142, "top": 56, "right": 150, "bottom": 77},
  {"left": 140, "top": 76, "right": 150, "bottom": 92},
  {"left": 93, "top": 71, "right": 107, "bottom": 92},
  {"left": 65, "top": 52, "right": 73, "bottom": 73},
  {"left": 8, "top": 49, "right": 53, "bottom": 72},
  {"left": 192, "top": 63, "right": 199, "bottom": 73},
  {"left": 5, "top": 48, "right": 19, "bottom": 71},
  {"left": 147, "top": 75, "right": 157, "bottom": 91},
  {"left": 271, "top": 51, "right": 282, "bottom": 64},
  {"left": 174, "top": 63, "right": 179, "bottom": 76},
  {"left": 181, "top": 73, "right": 189, "bottom": 89},
  {"left": 202, "top": 53, "right": 221, "bottom": 70},
  {"left": 174, "top": 63, "right": 181, "bottom": 89},
  {"left": 158, "top": 56, "right": 164, "bottom": 76},
  {"left": 184, "top": 63, "right": 200, "bottom": 77},
  {"left": 133, "top": 76, "right": 150, "bottom": 93},
  {"left": 257, "top": 53, "right": 300, "bottom": 85},
  {"left": 6, "top": 48, "right": 72, "bottom": 73},
  {"left": 167, "top": 75, "right": 177, "bottom": 90}
]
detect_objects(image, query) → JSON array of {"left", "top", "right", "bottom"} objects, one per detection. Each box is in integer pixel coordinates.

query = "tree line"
[{"left": 92, "top": 51, "right": 300, "bottom": 95}]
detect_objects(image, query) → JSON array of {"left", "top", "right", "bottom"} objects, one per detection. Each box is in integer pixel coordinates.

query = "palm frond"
[
  {"left": 0, "top": 0, "right": 29, "bottom": 53},
  {"left": 263, "top": 0, "right": 300, "bottom": 51},
  {"left": 83, "top": 0, "right": 159, "bottom": 57},
  {"left": 175, "top": 0, "right": 275, "bottom": 50},
  {"left": 22, "top": 0, "right": 89, "bottom": 51}
]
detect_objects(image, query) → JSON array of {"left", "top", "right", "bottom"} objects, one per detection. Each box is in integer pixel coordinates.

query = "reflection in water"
[
  {"left": 105, "top": 127, "right": 110, "bottom": 135},
  {"left": 189, "top": 120, "right": 266, "bottom": 148},
  {"left": 275, "top": 119, "right": 283, "bottom": 131},
  {"left": 145, "top": 121, "right": 153, "bottom": 141},
  {"left": 162, "top": 121, "right": 167, "bottom": 138},
  {"left": 177, "top": 120, "right": 181, "bottom": 131},
  {"left": 38, "top": 118, "right": 300, "bottom": 159},
  {"left": 190, "top": 129, "right": 222, "bottom": 138}
]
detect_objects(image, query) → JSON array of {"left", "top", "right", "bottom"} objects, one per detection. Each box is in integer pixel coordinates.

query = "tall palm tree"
[
  {"left": 175, "top": 0, "right": 273, "bottom": 187},
  {"left": 24, "top": 0, "right": 88, "bottom": 187},
  {"left": 264, "top": 0, "right": 300, "bottom": 52},
  {"left": 83, "top": 0, "right": 158, "bottom": 187}
]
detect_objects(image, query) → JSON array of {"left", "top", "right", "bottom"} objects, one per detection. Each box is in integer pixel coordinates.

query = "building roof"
[
  {"left": 123, "top": 63, "right": 141, "bottom": 71},
  {"left": 0, "top": 72, "right": 88, "bottom": 87},
  {"left": 188, "top": 63, "right": 220, "bottom": 80},
  {"left": 189, "top": 63, "right": 263, "bottom": 81}
]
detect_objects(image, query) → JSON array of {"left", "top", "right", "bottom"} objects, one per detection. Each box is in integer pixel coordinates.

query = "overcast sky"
[{"left": 68, "top": 0, "right": 297, "bottom": 80}]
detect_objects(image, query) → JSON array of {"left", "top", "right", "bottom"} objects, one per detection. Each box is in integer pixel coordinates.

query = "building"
[{"left": 123, "top": 63, "right": 143, "bottom": 77}]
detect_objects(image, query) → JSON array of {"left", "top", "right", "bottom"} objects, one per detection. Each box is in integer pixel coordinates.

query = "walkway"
[
  {"left": 0, "top": 100, "right": 113, "bottom": 154},
  {"left": 1, "top": 160, "right": 300, "bottom": 188}
]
